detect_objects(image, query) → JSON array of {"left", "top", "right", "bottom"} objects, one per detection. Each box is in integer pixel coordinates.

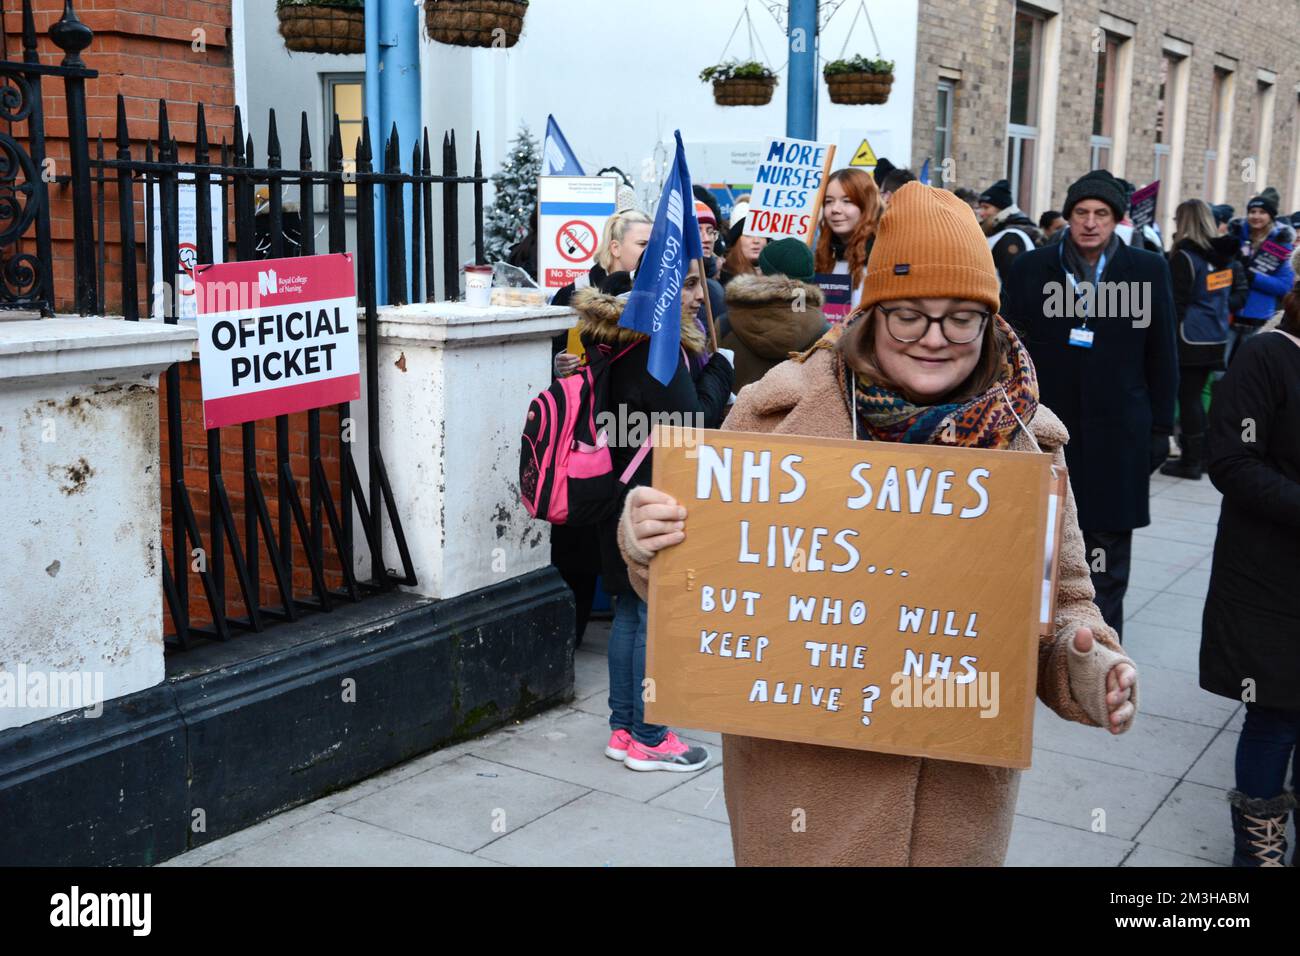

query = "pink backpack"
[{"left": 519, "top": 342, "right": 652, "bottom": 525}]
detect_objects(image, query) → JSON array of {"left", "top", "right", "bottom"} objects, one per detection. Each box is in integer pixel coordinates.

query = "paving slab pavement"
[{"left": 167, "top": 471, "right": 1249, "bottom": 867}]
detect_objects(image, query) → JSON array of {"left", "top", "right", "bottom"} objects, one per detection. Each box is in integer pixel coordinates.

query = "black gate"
[{"left": 1, "top": 0, "right": 487, "bottom": 649}]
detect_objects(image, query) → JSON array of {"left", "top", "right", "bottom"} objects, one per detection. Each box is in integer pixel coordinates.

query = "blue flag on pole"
[
  {"left": 619, "top": 131, "right": 703, "bottom": 386},
  {"left": 920, "top": 157, "right": 932, "bottom": 186},
  {"left": 542, "top": 114, "right": 584, "bottom": 176}
]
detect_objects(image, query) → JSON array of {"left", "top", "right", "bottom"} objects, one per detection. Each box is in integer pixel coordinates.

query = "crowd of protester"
[{"left": 536, "top": 157, "right": 1299, "bottom": 868}]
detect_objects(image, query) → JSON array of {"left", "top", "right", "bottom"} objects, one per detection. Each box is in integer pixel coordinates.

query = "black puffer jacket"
[{"left": 571, "top": 286, "right": 734, "bottom": 593}]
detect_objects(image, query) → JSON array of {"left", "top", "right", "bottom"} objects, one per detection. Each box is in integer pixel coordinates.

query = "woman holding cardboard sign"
[{"left": 617, "top": 182, "right": 1139, "bottom": 866}]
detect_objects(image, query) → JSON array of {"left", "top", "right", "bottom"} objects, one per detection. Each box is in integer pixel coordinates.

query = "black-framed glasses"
[{"left": 878, "top": 305, "right": 991, "bottom": 344}]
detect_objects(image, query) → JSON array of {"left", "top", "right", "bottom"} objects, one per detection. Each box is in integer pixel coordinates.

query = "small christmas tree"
[{"left": 484, "top": 123, "right": 541, "bottom": 263}]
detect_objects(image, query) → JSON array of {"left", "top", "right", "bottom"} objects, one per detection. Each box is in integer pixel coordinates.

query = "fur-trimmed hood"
[
  {"left": 570, "top": 286, "right": 708, "bottom": 356},
  {"left": 723, "top": 273, "right": 827, "bottom": 360}
]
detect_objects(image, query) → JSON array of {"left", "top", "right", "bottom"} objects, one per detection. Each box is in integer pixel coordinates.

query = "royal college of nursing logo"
[{"left": 666, "top": 187, "right": 683, "bottom": 232}]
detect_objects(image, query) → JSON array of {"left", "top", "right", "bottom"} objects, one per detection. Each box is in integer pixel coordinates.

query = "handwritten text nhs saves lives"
[{"left": 690, "top": 445, "right": 1000, "bottom": 724}]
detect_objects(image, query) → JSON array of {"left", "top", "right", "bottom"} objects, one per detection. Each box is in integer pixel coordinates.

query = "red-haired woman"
[{"left": 815, "top": 168, "right": 882, "bottom": 310}]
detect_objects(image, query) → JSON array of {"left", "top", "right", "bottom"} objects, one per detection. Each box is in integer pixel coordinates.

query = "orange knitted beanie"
[{"left": 859, "top": 181, "right": 1001, "bottom": 313}]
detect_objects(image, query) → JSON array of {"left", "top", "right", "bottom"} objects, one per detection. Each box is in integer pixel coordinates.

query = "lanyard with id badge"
[{"left": 1062, "top": 245, "right": 1106, "bottom": 349}]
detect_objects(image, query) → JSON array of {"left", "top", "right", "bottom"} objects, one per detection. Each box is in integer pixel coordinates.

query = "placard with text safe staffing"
[
  {"left": 194, "top": 253, "right": 360, "bottom": 430},
  {"left": 646, "top": 426, "right": 1056, "bottom": 769}
]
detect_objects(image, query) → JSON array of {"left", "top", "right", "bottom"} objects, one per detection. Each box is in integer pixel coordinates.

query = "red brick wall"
[
  {"left": 4, "top": 0, "right": 236, "bottom": 314},
  {"left": 159, "top": 359, "right": 351, "bottom": 633}
]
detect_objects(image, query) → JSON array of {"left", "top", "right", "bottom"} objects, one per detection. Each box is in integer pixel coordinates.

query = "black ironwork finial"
[{"left": 49, "top": 0, "right": 93, "bottom": 69}]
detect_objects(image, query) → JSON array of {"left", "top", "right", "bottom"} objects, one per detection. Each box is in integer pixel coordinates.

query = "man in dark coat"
[
  {"left": 976, "top": 179, "right": 1043, "bottom": 292},
  {"left": 1003, "top": 168, "right": 1179, "bottom": 640}
]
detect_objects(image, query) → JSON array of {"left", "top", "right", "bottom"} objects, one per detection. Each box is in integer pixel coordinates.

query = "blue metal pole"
[
  {"left": 374, "top": 0, "right": 418, "bottom": 303},
  {"left": 787, "top": 0, "right": 818, "bottom": 140},
  {"left": 364, "top": 0, "right": 385, "bottom": 303}
]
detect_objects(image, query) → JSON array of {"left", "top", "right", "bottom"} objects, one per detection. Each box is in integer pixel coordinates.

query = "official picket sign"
[
  {"left": 742, "top": 136, "right": 836, "bottom": 244},
  {"left": 646, "top": 425, "right": 1056, "bottom": 768},
  {"left": 194, "top": 253, "right": 360, "bottom": 429},
  {"left": 537, "top": 175, "right": 618, "bottom": 295}
]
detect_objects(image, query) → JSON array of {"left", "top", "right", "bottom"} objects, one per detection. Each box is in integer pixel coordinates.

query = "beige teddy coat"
[{"left": 617, "top": 345, "right": 1138, "bottom": 866}]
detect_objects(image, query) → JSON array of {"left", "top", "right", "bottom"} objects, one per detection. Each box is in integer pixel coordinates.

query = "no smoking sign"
[{"left": 556, "top": 219, "right": 597, "bottom": 263}]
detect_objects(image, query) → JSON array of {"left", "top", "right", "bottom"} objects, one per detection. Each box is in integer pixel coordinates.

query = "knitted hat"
[
  {"left": 859, "top": 181, "right": 1001, "bottom": 313},
  {"left": 1247, "top": 193, "right": 1279, "bottom": 219},
  {"left": 726, "top": 217, "right": 747, "bottom": 249},
  {"left": 1063, "top": 169, "right": 1128, "bottom": 219},
  {"left": 872, "top": 157, "right": 896, "bottom": 187},
  {"left": 1211, "top": 203, "right": 1234, "bottom": 226},
  {"left": 978, "top": 179, "right": 1014, "bottom": 210},
  {"left": 694, "top": 200, "right": 717, "bottom": 228},
  {"left": 758, "top": 237, "right": 815, "bottom": 282}
]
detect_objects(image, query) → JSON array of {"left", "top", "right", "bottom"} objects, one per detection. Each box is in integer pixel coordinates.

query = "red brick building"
[{"left": 3, "top": 0, "right": 235, "bottom": 313}]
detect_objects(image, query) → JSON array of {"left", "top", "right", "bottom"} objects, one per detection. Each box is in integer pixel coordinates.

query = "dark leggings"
[
  {"left": 1176, "top": 365, "right": 1211, "bottom": 440},
  {"left": 1236, "top": 703, "right": 1300, "bottom": 799}
]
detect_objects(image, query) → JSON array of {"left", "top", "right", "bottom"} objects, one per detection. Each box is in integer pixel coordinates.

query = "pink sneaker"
[
  {"left": 623, "top": 731, "right": 709, "bottom": 772},
  {"left": 604, "top": 729, "right": 633, "bottom": 761}
]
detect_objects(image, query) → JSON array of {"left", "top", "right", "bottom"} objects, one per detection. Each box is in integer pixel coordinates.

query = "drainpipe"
[
  {"left": 787, "top": 0, "right": 818, "bottom": 140},
  {"left": 366, "top": 0, "right": 421, "bottom": 303},
  {"left": 364, "top": 0, "right": 382, "bottom": 303}
]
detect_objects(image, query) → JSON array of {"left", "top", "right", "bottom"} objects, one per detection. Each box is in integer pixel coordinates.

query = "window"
[
  {"left": 1007, "top": 7, "right": 1045, "bottom": 210},
  {"left": 324, "top": 74, "right": 364, "bottom": 204},
  {"left": 1204, "top": 69, "right": 1223, "bottom": 197},
  {"left": 934, "top": 80, "right": 955, "bottom": 187},
  {"left": 1157, "top": 40, "right": 1192, "bottom": 240},
  {"left": 1291, "top": 93, "right": 1300, "bottom": 211},
  {"left": 1153, "top": 56, "right": 1172, "bottom": 221},
  {"left": 1205, "top": 65, "right": 1234, "bottom": 203},
  {"left": 1252, "top": 76, "right": 1276, "bottom": 204},
  {"left": 1090, "top": 33, "right": 1120, "bottom": 170}
]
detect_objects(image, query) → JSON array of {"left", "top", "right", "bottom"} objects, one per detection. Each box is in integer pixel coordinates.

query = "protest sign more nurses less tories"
[
  {"left": 743, "top": 137, "right": 836, "bottom": 244},
  {"left": 194, "top": 253, "right": 360, "bottom": 429},
  {"left": 646, "top": 426, "right": 1058, "bottom": 769}
]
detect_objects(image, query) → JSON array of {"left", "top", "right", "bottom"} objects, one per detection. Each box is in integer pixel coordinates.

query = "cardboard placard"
[
  {"left": 742, "top": 137, "right": 836, "bottom": 245},
  {"left": 194, "top": 253, "right": 360, "bottom": 429},
  {"left": 646, "top": 425, "right": 1056, "bottom": 769},
  {"left": 537, "top": 176, "right": 618, "bottom": 295},
  {"left": 1039, "top": 466, "right": 1068, "bottom": 637}
]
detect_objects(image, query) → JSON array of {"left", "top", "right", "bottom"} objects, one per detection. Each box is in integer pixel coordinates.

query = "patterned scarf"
[{"left": 845, "top": 315, "right": 1039, "bottom": 448}]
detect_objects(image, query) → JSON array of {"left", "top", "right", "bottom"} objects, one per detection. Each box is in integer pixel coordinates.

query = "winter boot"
[
  {"left": 1228, "top": 789, "right": 1293, "bottom": 866},
  {"left": 1160, "top": 433, "right": 1204, "bottom": 480}
]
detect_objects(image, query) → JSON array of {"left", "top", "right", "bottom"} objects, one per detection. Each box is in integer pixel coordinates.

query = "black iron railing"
[
  {"left": 0, "top": 0, "right": 96, "bottom": 314},
  {"left": 3, "top": 0, "right": 488, "bottom": 650}
]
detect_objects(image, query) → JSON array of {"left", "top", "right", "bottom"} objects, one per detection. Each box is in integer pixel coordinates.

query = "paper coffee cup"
[{"left": 465, "top": 265, "right": 492, "bottom": 308}]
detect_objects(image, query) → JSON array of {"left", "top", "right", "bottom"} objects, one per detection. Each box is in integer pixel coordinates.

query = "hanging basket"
[
  {"left": 825, "top": 70, "right": 894, "bottom": 105},
  {"left": 276, "top": 4, "right": 365, "bottom": 55},
  {"left": 712, "top": 76, "right": 777, "bottom": 107},
  {"left": 425, "top": 0, "right": 528, "bottom": 48}
]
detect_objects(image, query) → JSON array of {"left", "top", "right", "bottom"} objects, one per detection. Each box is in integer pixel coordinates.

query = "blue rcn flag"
[
  {"left": 542, "top": 114, "right": 584, "bottom": 176},
  {"left": 620, "top": 130, "right": 703, "bottom": 386},
  {"left": 919, "top": 157, "right": 932, "bottom": 186}
]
